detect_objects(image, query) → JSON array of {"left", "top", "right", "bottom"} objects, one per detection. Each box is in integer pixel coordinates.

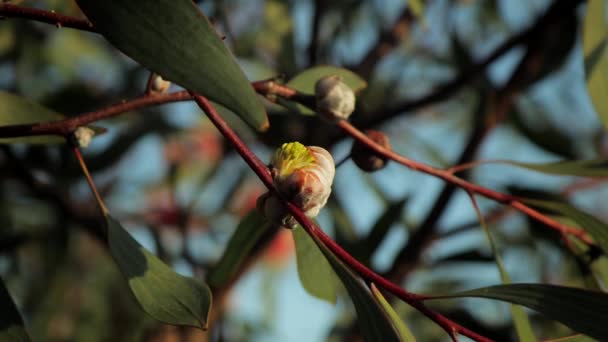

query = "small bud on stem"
[{"left": 314, "top": 75, "right": 355, "bottom": 122}]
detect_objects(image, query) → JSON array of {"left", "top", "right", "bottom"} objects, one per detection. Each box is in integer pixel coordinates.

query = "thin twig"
[{"left": 0, "top": 4, "right": 96, "bottom": 32}]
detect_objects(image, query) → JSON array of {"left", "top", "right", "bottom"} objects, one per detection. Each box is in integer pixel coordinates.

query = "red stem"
[
  {"left": 0, "top": 4, "right": 96, "bottom": 32},
  {"left": 191, "top": 92, "right": 493, "bottom": 342}
]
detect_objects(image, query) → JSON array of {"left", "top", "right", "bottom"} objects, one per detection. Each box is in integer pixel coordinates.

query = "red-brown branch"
[
  {"left": 191, "top": 92, "right": 492, "bottom": 342},
  {"left": 0, "top": 3, "right": 96, "bottom": 32}
]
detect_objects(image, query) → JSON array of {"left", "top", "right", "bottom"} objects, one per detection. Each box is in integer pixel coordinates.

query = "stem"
[
  {"left": 0, "top": 4, "right": 96, "bottom": 32},
  {"left": 72, "top": 147, "right": 108, "bottom": 216},
  {"left": 336, "top": 120, "right": 591, "bottom": 243},
  {"left": 191, "top": 92, "right": 493, "bottom": 342}
]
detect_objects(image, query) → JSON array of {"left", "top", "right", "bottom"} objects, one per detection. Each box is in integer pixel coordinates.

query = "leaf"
[
  {"left": 471, "top": 197, "right": 536, "bottom": 341},
  {"left": 75, "top": 0, "right": 268, "bottom": 131},
  {"left": 490, "top": 159, "right": 608, "bottom": 177},
  {"left": 207, "top": 211, "right": 271, "bottom": 287},
  {"left": 522, "top": 199, "right": 608, "bottom": 255},
  {"left": 307, "top": 229, "right": 402, "bottom": 342},
  {"left": 285, "top": 66, "right": 367, "bottom": 115},
  {"left": 0, "top": 92, "right": 64, "bottom": 144},
  {"left": 370, "top": 284, "right": 416, "bottom": 342},
  {"left": 583, "top": 0, "right": 608, "bottom": 129},
  {"left": 547, "top": 334, "right": 597, "bottom": 342},
  {"left": 107, "top": 216, "right": 212, "bottom": 329},
  {"left": 0, "top": 278, "right": 30, "bottom": 342},
  {"left": 292, "top": 226, "right": 338, "bottom": 304},
  {"left": 430, "top": 284, "right": 608, "bottom": 340}
]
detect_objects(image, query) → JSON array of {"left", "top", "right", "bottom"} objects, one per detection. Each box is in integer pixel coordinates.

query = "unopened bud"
[
  {"left": 151, "top": 75, "right": 171, "bottom": 94},
  {"left": 315, "top": 75, "right": 355, "bottom": 122},
  {"left": 259, "top": 142, "right": 335, "bottom": 227},
  {"left": 351, "top": 130, "right": 391, "bottom": 172},
  {"left": 71, "top": 127, "right": 95, "bottom": 148}
]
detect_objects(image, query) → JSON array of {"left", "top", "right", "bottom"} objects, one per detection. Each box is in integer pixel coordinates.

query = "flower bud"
[
  {"left": 351, "top": 130, "right": 391, "bottom": 172},
  {"left": 151, "top": 75, "right": 171, "bottom": 94},
  {"left": 71, "top": 127, "right": 95, "bottom": 148},
  {"left": 314, "top": 75, "right": 355, "bottom": 122},
  {"left": 259, "top": 142, "right": 335, "bottom": 227}
]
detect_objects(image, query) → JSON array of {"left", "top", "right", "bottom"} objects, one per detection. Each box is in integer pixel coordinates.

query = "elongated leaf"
[
  {"left": 472, "top": 199, "right": 536, "bottom": 341},
  {"left": 0, "top": 278, "right": 30, "bottom": 342},
  {"left": 495, "top": 159, "right": 608, "bottom": 177},
  {"left": 430, "top": 284, "right": 608, "bottom": 340},
  {"left": 547, "top": 334, "right": 596, "bottom": 342},
  {"left": 370, "top": 284, "right": 416, "bottom": 342},
  {"left": 583, "top": 0, "right": 608, "bottom": 129},
  {"left": 522, "top": 199, "right": 608, "bottom": 255},
  {"left": 292, "top": 226, "right": 338, "bottom": 304},
  {"left": 207, "top": 211, "right": 271, "bottom": 287},
  {"left": 0, "top": 92, "right": 63, "bottom": 144},
  {"left": 307, "top": 230, "right": 401, "bottom": 342},
  {"left": 107, "top": 216, "right": 212, "bottom": 329},
  {"left": 76, "top": 0, "right": 268, "bottom": 131},
  {"left": 285, "top": 66, "right": 367, "bottom": 115}
]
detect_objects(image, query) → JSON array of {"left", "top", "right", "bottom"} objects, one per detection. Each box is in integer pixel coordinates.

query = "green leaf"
[
  {"left": 285, "top": 66, "right": 367, "bottom": 115},
  {"left": 430, "top": 284, "right": 608, "bottom": 340},
  {"left": 107, "top": 216, "right": 212, "bottom": 329},
  {"left": 0, "top": 92, "right": 64, "bottom": 144},
  {"left": 583, "top": 0, "right": 608, "bottom": 129},
  {"left": 492, "top": 159, "right": 608, "bottom": 177},
  {"left": 207, "top": 211, "right": 271, "bottom": 287},
  {"left": 472, "top": 199, "right": 536, "bottom": 341},
  {"left": 0, "top": 278, "right": 30, "bottom": 342},
  {"left": 370, "top": 284, "right": 416, "bottom": 342},
  {"left": 307, "top": 229, "right": 402, "bottom": 342},
  {"left": 75, "top": 0, "right": 268, "bottom": 131},
  {"left": 292, "top": 226, "right": 338, "bottom": 304},
  {"left": 547, "top": 334, "right": 597, "bottom": 342},
  {"left": 522, "top": 199, "right": 608, "bottom": 255}
]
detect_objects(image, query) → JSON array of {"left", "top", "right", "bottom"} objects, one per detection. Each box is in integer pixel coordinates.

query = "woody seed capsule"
[{"left": 351, "top": 130, "right": 391, "bottom": 172}]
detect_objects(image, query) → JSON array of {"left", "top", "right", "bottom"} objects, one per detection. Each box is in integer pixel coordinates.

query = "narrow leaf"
[
  {"left": 0, "top": 278, "right": 30, "bottom": 342},
  {"left": 292, "top": 226, "right": 338, "bottom": 304},
  {"left": 0, "top": 92, "right": 63, "bottom": 144},
  {"left": 285, "top": 66, "right": 367, "bottom": 115},
  {"left": 471, "top": 196, "right": 536, "bottom": 341},
  {"left": 207, "top": 211, "right": 271, "bottom": 287},
  {"left": 547, "top": 334, "right": 597, "bottom": 342},
  {"left": 430, "top": 284, "right": 608, "bottom": 340},
  {"left": 522, "top": 199, "right": 608, "bottom": 255},
  {"left": 307, "top": 230, "right": 402, "bottom": 342},
  {"left": 370, "top": 284, "right": 416, "bottom": 342},
  {"left": 107, "top": 216, "right": 212, "bottom": 329},
  {"left": 583, "top": 0, "right": 608, "bottom": 129},
  {"left": 75, "top": 0, "right": 268, "bottom": 131}
]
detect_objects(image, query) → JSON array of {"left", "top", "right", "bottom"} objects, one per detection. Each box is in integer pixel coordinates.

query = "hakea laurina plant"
[{"left": 257, "top": 142, "right": 335, "bottom": 228}]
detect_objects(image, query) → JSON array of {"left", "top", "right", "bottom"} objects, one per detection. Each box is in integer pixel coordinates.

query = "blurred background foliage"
[{"left": 1, "top": 0, "right": 607, "bottom": 341}]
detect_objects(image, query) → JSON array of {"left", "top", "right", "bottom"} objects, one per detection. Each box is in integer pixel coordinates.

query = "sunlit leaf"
[
  {"left": 522, "top": 199, "right": 608, "bottom": 255},
  {"left": 0, "top": 92, "right": 64, "bottom": 144},
  {"left": 307, "top": 229, "right": 402, "bottom": 341},
  {"left": 75, "top": 0, "right": 268, "bottom": 131},
  {"left": 370, "top": 284, "right": 416, "bottom": 341},
  {"left": 293, "top": 226, "right": 338, "bottom": 304},
  {"left": 285, "top": 66, "right": 367, "bottom": 115},
  {"left": 430, "top": 284, "right": 608, "bottom": 340},
  {"left": 0, "top": 278, "right": 30, "bottom": 342},
  {"left": 583, "top": 0, "right": 608, "bottom": 129},
  {"left": 107, "top": 216, "right": 212, "bottom": 329},
  {"left": 207, "top": 211, "right": 271, "bottom": 287}
]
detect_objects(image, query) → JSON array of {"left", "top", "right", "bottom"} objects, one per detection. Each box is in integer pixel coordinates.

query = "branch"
[
  {"left": 0, "top": 3, "right": 96, "bottom": 32},
  {"left": 0, "top": 91, "right": 191, "bottom": 138},
  {"left": 190, "top": 92, "right": 492, "bottom": 342}
]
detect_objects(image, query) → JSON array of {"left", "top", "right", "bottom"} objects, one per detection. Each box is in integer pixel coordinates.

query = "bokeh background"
[{"left": 1, "top": 0, "right": 607, "bottom": 341}]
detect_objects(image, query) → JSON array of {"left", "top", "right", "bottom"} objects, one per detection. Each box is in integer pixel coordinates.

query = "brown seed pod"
[{"left": 351, "top": 130, "right": 391, "bottom": 172}]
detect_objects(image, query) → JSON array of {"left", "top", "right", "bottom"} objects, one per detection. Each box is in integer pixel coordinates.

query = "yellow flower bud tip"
[{"left": 271, "top": 142, "right": 316, "bottom": 177}]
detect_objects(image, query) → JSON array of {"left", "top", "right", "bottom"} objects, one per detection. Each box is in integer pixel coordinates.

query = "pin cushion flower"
[{"left": 257, "top": 142, "right": 335, "bottom": 228}]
